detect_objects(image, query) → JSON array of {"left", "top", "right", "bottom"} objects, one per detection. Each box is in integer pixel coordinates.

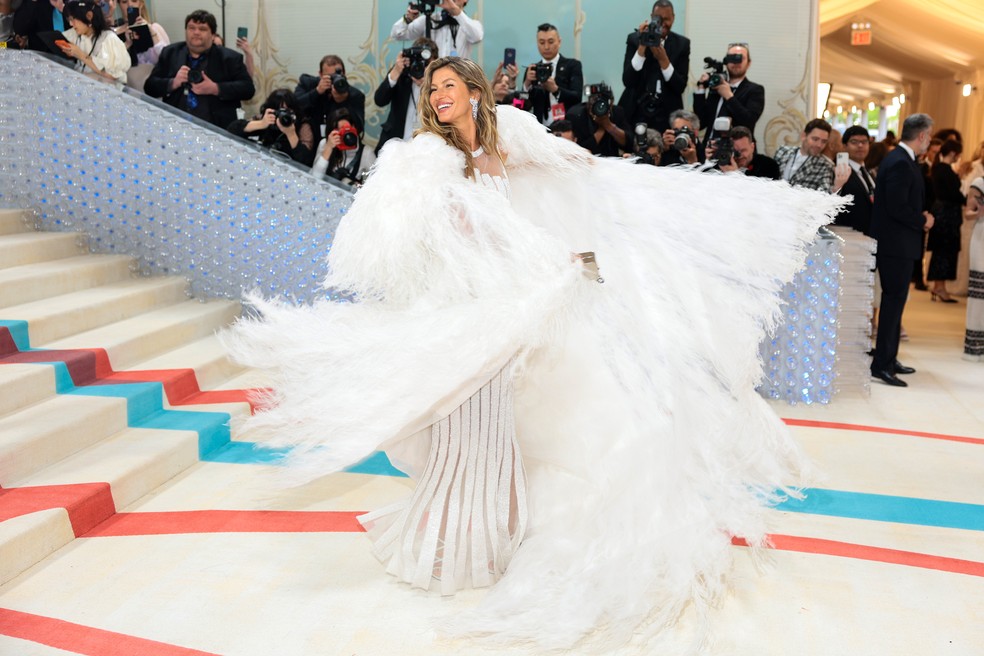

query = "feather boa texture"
[{"left": 224, "top": 104, "right": 847, "bottom": 652}]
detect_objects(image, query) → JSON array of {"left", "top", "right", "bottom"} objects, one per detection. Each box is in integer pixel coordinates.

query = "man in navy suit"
[
  {"left": 617, "top": 0, "right": 690, "bottom": 133},
  {"left": 869, "top": 113, "right": 935, "bottom": 386},
  {"left": 519, "top": 23, "right": 583, "bottom": 126},
  {"left": 835, "top": 126, "right": 876, "bottom": 235}
]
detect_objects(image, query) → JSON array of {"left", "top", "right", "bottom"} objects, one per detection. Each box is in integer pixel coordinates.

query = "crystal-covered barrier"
[
  {"left": 759, "top": 227, "right": 877, "bottom": 405},
  {"left": 0, "top": 50, "right": 353, "bottom": 302}
]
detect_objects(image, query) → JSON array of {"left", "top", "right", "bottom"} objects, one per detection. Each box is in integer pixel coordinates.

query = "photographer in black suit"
[
  {"left": 693, "top": 43, "right": 764, "bottom": 143},
  {"left": 568, "top": 83, "right": 629, "bottom": 157},
  {"left": 835, "top": 126, "right": 876, "bottom": 234},
  {"left": 294, "top": 55, "right": 367, "bottom": 137},
  {"left": 519, "top": 22, "right": 583, "bottom": 126},
  {"left": 617, "top": 0, "right": 690, "bottom": 133},
  {"left": 145, "top": 10, "right": 254, "bottom": 130},
  {"left": 869, "top": 113, "right": 935, "bottom": 387},
  {"left": 373, "top": 36, "right": 438, "bottom": 156}
]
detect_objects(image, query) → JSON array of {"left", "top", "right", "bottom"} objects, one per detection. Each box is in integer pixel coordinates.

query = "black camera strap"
[{"left": 334, "top": 143, "right": 365, "bottom": 182}]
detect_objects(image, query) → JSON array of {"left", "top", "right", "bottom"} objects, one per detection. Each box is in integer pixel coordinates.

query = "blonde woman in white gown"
[{"left": 227, "top": 57, "right": 846, "bottom": 651}]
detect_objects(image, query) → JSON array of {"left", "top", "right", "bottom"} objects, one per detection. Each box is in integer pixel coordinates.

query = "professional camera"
[
  {"left": 402, "top": 45, "right": 433, "bottom": 79},
  {"left": 187, "top": 69, "right": 204, "bottom": 85},
  {"left": 409, "top": 0, "right": 440, "bottom": 13},
  {"left": 633, "top": 122, "right": 649, "bottom": 152},
  {"left": 330, "top": 72, "right": 350, "bottom": 94},
  {"left": 275, "top": 108, "right": 296, "bottom": 128},
  {"left": 638, "top": 91, "right": 661, "bottom": 117},
  {"left": 708, "top": 116, "right": 734, "bottom": 164},
  {"left": 639, "top": 15, "right": 663, "bottom": 48},
  {"left": 672, "top": 125, "right": 695, "bottom": 151},
  {"left": 703, "top": 54, "right": 743, "bottom": 89},
  {"left": 532, "top": 62, "right": 553, "bottom": 86},
  {"left": 585, "top": 82, "right": 614, "bottom": 117},
  {"left": 337, "top": 124, "right": 359, "bottom": 151}
]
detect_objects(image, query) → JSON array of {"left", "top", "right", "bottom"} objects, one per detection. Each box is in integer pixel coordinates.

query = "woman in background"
[
  {"left": 117, "top": 0, "right": 168, "bottom": 66},
  {"left": 964, "top": 177, "right": 984, "bottom": 360},
  {"left": 928, "top": 139, "right": 965, "bottom": 302},
  {"left": 311, "top": 107, "right": 376, "bottom": 186},
  {"left": 228, "top": 88, "right": 316, "bottom": 166},
  {"left": 57, "top": 0, "right": 130, "bottom": 87}
]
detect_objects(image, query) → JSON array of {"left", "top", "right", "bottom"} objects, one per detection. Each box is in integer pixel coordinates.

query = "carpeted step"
[
  {"left": 0, "top": 364, "right": 57, "bottom": 418},
  {"left": 16, "top": 427, "right": 200, "bottom": 513},
  {"left": 2, "top": 277, "right": 190, "bottom": 346},
  {"left": 0, "top": 209, "right": 31, "bottom": 237},
  {"left": 128, "top": 334, "right": 246, "bottom": 398},
  {"left": 42, "top": 299, "right": 242, "bottom": 371},
  {"left": 0, "top": 395, "right": 127, "bottom": 487},
  {"left": 0, "top": 254, "right": 135, "bottom": 309},
  {"left": 0, "top": 509, "right": 75, "bottom": 585},
  {"left": 0, "top": 232, "right": 86, "bottom": 270}
]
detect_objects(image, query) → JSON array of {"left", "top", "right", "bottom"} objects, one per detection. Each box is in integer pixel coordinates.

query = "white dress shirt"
[{"left": 390, "top": 10, "right": 483, "bottom": 60}]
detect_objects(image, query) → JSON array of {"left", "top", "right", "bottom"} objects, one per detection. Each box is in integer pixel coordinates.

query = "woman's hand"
[
  {"left": 58, "top": 41, "right": 85, "bottom": 60},
  {"left": 323, "top": 129, "right": 342, "bottom": 157},
  {"left": 246, "top": 109, "right": 277, "bottom": 133}
]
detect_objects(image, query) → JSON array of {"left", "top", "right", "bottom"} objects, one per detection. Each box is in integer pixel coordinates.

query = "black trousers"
[{"left": 873, "top": 254, "right": 914, "bottom": 372}]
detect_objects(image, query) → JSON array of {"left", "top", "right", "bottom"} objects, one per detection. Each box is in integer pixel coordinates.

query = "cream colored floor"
[{"left": 1, "top": 288, "right": 982, "bottom": 656}]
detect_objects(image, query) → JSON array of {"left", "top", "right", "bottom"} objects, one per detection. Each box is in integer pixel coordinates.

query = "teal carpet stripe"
[{"left": 777, "top": 488, "right": 984, "bottom": 532}]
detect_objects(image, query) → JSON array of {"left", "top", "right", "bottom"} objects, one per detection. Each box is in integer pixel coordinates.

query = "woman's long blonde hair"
[
  {"left": 416, "top": 56, "right": 502, "bottom": 180},
  {"left": 958, "top": 139, "right": 984, "bottom": 178}
]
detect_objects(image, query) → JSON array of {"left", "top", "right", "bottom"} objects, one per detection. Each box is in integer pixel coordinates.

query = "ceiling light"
[
  {"left": 899, "top": 93, "right": 906, "bottom": 104},
  {"left": 868, "top": 101, "right": 876, "bottom": 111},
  {"left": 836, "top": 105, "right": 843, "bottom": 114},
  {"left": 963, "top": 84, "right": 973, "bottom": 97},
  {"left": 851, "top": 105, "right": 857, "bottom": 113}
]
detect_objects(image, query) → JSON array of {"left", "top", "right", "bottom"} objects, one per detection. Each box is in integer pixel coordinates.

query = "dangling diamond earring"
[{"left": 470, "top": 98, "right": 479, "bottom": 119}]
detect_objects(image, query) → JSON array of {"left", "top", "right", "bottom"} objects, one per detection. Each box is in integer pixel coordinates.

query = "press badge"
[{"left": 551, "top": 103, "right": 566, "bottom": 122}]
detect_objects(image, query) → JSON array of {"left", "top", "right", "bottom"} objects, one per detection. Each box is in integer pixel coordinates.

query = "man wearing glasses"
[
  {"left": 693, "top": 42, "right": 764, "bottom": 143},
  {"left": 834, "top": 126, "right": 876, "bottom": 235}
]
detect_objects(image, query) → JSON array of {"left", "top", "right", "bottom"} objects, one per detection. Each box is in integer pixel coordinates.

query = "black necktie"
[{"left": 860, "top": 167, "right": 875, "bottom": 193}]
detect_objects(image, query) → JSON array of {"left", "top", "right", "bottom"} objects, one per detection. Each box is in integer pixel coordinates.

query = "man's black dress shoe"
[
  {"left": 894, "top": 361, "right": 916, "bottom": 375},
  {"left": 872, "top": 369, "right": 908, "bottom": 387}
]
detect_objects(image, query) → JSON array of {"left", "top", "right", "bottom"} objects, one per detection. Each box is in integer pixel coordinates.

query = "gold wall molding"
[{"left": 248, "top": 0, "right": 297, "bottom": 115}]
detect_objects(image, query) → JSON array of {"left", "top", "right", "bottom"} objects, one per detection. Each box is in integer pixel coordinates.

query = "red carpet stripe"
[
  {"left": 781, "top": 418, "right": 984, "bottom": 446},
  {"left": 0, "top": 483, "right": 115, "bottom": 537},
  {"left": 82, "top": 509, "right": 366, "bottom": 536},
  {"left": 732, "top": 534, "right": 984, "bottom": 578},
  {"left": 0, "top": 608, "right": 219, "bottom": 656}
]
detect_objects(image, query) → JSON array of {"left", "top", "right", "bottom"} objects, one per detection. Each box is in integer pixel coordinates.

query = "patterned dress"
[{"left": 965, "top": 216, "right": 984, "bottom": 359}]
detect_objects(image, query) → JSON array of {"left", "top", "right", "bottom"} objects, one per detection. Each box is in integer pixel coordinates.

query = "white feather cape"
[{"left": 224, "top": 105, "right": 846, "bottom": 652}]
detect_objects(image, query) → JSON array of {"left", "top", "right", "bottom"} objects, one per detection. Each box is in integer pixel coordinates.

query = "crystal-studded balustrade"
[{"left": 0, "top": 50, "right": 353, "bottom": 302}]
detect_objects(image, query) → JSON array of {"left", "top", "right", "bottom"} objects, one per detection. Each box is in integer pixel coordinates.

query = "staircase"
[{"left": 0, "top": 209, "right": 254, "bottom": 585}]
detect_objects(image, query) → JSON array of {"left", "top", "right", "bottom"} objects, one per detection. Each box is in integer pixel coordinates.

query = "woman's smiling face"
[{"left": 429, "top": 66, "right": 476, "bottom": 126}]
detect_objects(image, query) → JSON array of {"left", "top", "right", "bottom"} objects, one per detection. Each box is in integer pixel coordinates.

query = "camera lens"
[{"left": 343, "top": 132, "right": 358, "bottom": 148}]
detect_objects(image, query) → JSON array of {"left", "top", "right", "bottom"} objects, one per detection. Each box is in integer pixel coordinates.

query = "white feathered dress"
[{"left": 224, "top": 105, "right": 846, "bottom": 651}]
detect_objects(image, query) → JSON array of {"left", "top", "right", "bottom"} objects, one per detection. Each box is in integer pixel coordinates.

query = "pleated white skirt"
[{"left": 358, "top": 363, "right": 528, "bottom": 596}]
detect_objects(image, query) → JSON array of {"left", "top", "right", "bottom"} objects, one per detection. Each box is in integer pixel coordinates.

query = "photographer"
[
  {"left": 712, "top": 126, "right": 780, "bottom": 179},
  {"left": 374, "top": 36, "right": 438, "bottom": 155},
  {"left": 567, "top": 83, "right": 630, "bottom": 157},
  {"left": 145, "top": 9, "right": 255, "bottom": 130},
  {"left": 311, "top": 108, "right": 376, "bottom": 187},
  {"left": 519, "top": 22, "right": 583, "bottom": 126},
  {"left": 391, "top": 0, "right": 482, "bottom": 59},
  {"left": 659, "top": 109, "right": 702, "bottom": 166},
  {"left": 294, "top": 55, "right": 367, "bottom": 136},
  {"left": 693, "top": 43, "right": 764, "bottom": 142},
  {"left": 227, "top": 88, "right": 316, "bottom": 166},
  {"left": 624, "top": 125, "right": 664, "bottom": 165},
  {"left": 617, "top": 0, "right": 690, "bottom": 133}
]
